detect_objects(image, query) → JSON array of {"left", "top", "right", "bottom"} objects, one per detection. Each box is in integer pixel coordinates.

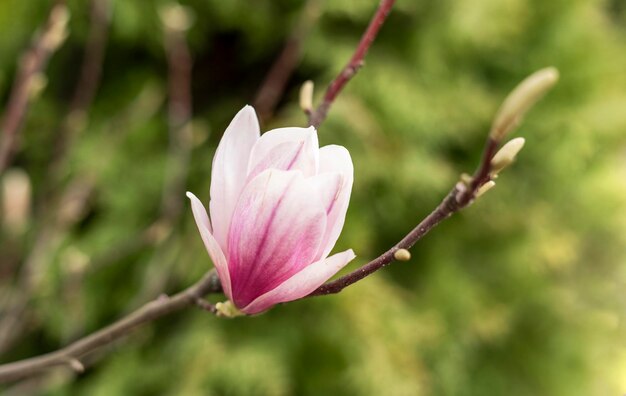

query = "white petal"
[
  {"left": 241, "top": 249, "right": 356, "bottom": 314},
  {"left": 247, "top": 126, "right": 318, "bottom": 178},
  {"left": 209, "top": 105, "right": 260, "bottom": 251},
  {"left": 315, "top": 145, "right": 354, "bottom": 258},
  {"left": 187, "top": 192, "right": 232, "bottom": 300}
]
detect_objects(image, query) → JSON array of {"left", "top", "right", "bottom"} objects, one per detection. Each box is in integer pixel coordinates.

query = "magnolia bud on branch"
[
  {"left": 490, "top": 67, "right": 559, "bottom": 141},
  {"left": 490, "top": 137, "right": 526, "bottom": 175},
  {"left": 299, "top": 80, "right": 314, "bottom": 115}
]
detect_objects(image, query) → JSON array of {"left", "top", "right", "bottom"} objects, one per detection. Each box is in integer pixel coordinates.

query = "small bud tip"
[
  {"left": 393, "top": 248, "right": 411, "bottom": 261},
  {"left": 475, "top": 181, "right": 496, "bottom": 198},
  {"left": 490, "top": 137, "right": 526, "bottom": 174},
  {"left": 299, "top": 80, "right": 314, "bottom": 113},
  {"left": 490, "top": 67, "right": 559, "bottom": 141}
]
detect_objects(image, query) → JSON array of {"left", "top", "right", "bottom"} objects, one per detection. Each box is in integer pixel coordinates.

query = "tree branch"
[
  {"left": 309, "top": 65, "right": 560, "bottom": 295},
  {"left": 308, "top": 0, "right": 395, "bottom": 128},
  {"left": 48, "top": 0, "right": 110, "bottom": 181},
  {"left": 160, "top": 4, "right": 194, "bottom": 227},
  {"left": 0, "top": 2, "right": 69, "bottom": 173},
  {"left": 309, "top": 139, "right": 497, "bottom": 296},
  {"left": 0, "top": 270, "right": 221, "bottom": 383}
]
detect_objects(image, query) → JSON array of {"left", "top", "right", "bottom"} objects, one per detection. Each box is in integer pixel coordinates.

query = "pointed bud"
[
  {"left": 393, "top": 248, "right": 411, "bottom": 261},
  {"left": 490, "top": 137, "right": 525, "bottom": 175},
  {"left": 299, "top": 80, "right": 314, "bottom": 114},
  {"left": 490, "top": 68, "right": 559, "bottom": 141},
  {"left": 475, "top": 180, "right": 496, "bottom": 198}
]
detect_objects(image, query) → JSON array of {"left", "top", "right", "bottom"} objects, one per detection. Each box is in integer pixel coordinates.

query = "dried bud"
[
  {"left": 159, "top": 3, "right": 195, "bottom": 32},
  {"left": 393, "top": 248, "right": 411, "bottom": 261},
  {"left": 1, "top": 168, "right": 32, "bottom": 234},
  {"left": 490, "top": 137, "right": 525, "bottom": 175},
  {"left": 475, "top": 180, "right": 496, "bottom": 198},
  {"left": 299, "top": 80, "right": 314, "bottom": 114},
  {"left": 490, "top": 67, "right": 559, "bottom": 141}
]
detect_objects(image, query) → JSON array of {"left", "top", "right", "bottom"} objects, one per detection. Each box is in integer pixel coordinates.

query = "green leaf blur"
[{"left": 1, "top": 0, "right": 625, "bottom": 395}]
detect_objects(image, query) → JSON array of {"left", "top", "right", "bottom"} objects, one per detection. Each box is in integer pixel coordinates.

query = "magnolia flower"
[{"left": 187, "top": 106, "right": 355, "bottom": 314}]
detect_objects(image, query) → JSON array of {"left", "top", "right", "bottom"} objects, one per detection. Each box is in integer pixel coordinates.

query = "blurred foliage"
[{"left": 1, "top": 0, "right": 625, "bottom": 395}]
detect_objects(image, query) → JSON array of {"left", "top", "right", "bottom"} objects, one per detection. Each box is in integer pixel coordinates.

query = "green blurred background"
[{"left": 1, "top": 0, "right": 625, "bottom": 394}]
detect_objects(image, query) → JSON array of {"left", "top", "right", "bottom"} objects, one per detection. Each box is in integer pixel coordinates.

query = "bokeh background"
[{"left": 1, "top": 0, "right": 625, "bottom": 394}]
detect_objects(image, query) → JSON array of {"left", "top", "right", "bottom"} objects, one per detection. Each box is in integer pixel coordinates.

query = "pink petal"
[
  {"left": 315, "top": 145, "right": 354, "bottom": 259},
  {"left": 186, "top": 192, "right": 232, "bottom": 300},
  {"left": 247, "top": 126, "right": 318, "bottom": 179},
  {"left": 241, "top": 249, "right": 356, "bottom": 314},
  {"left": 226, "top": 169, "right": 327, "bottom": 309},
  {"left": 209, "top": 105, "right": 260, "bottom": 252}
]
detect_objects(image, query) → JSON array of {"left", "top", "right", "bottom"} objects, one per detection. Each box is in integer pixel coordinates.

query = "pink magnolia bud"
[{"left": 187, "top": 106, "right": 355, "bottom": 314}]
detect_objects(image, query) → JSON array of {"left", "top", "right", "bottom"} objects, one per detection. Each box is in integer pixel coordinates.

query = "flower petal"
[
  {"left": 241, "top": 249, "right": 356, "bottom": 314},
  {"left": 309, "top": 171, "right": 344, "bottom": 260},
  {"left": 315, "top": 145, "right": 354, "bottom": 258},
  {"left": 247, "top": 126, "right": 318, "bottom": 179},
  {"left": 209, "top": 105, "right": 260, "bottom": 251},
  {"left": 227, "top": 169, "right": 326, "bottom": 309},
  {"left": 186, "top": 192, "right": 232, "bottom": 300}
]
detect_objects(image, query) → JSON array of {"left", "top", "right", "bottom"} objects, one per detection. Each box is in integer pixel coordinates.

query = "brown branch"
[
  {"left": 0, "top": 8, "right": 198, "bottom": 383},
  {"left": 0, "top": 2, "right": 69, "bottom": 173},
  {"left": 160, "top": 10, "right": 194, "bottom": 226},
  {"left": 309, "top": 66, "right": 559, "bottom": 296},
  {"left": 49, "top": 0, "right": 111, "bottom": 179},
  {"left": 0, "top": 270, "right": 221, "bottom": 383},
  {"left": 308, "top": 0, "right": 395, "bottom": 128},
  {"left": 253, "top": 0, "right": 320, "bottom": 121},
  {"left": 309, "top": 138, "right": 499, "bottom": 296}
]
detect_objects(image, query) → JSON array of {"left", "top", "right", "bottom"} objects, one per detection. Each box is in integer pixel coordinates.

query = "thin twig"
[
  {"left": 253, "top": 0, "right": 320, "bottom": 121},
  {"left": 0, "top": 1, "right": 69, "bottom": 173},
  {"left": 309, "top": 140, "right": 498, "bottom": 296},
  {"left": 309, "top": 66, "right": 559, "bottom": 295},
  {"left": 49, "top": 0, "right": 111, "bottom": 179},
  {"left": 0, "top": 270, "right": 221, "bottom": 383},
  {"left": 308, "top": 0, "right": 395, "bottom": 128},
  {"left": 0, "top": 9, "right": 197, "bottom": 382},
  {"left": 160, "top": 9, "right": 194, "bottom": 226},
  {"left": 0, "top": 0, "right": 110, "bottom": 355}
]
